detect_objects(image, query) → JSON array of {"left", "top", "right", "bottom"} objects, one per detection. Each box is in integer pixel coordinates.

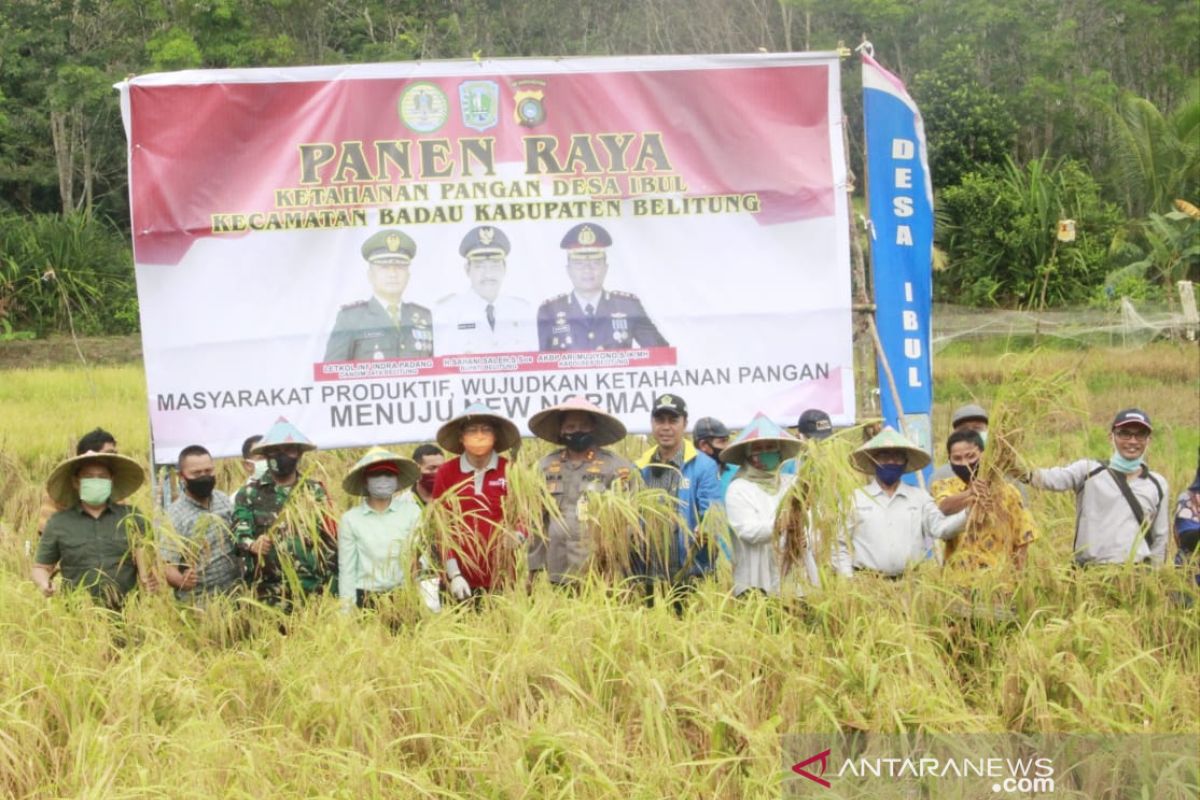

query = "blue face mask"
[
  {"left": 1110, "top": 452, "right": 1144, "bottom": 473},
  {"left": 875, "top": 463, "right": 906, "bottom": 486},
  {"left": 756, "top": 451, "right": 782, "bottom": 471}
]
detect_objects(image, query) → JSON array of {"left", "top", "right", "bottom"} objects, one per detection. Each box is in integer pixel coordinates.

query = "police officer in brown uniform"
[
  {"left": 323, "top": 229, "right": 434, "bottom": 362},
  {"left": 537, "top": 223, "right": 669, "bottom": 351},
  {"left": 527, "top": 396, "right": 635, "bottom": 585}
]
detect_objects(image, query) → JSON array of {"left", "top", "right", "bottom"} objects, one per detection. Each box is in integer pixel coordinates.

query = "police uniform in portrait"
[
  {"left": 537, "top": 222, "right": 669, "bottom": 352},
  {"left": 435, "top": 225, "right": 537, "bottom": 355},
  {"left": 323, "top": 229, "right": 434, "bottom": 362}
]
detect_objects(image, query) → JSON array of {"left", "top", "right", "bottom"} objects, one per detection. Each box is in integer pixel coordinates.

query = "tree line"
[{"left": 0, "top": 0, "right": 1197, "bottom": 336}]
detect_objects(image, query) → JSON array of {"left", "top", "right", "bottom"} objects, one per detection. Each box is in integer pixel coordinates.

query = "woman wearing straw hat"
[
  {"left": 527, "top": 395, "right": 634, "bottom": 586},
  {"left": 32, "top": 450, "right": 154, "bottom": 609},
  {"left": 431, "top": 403, "right": 522, "bottom": 601},
  {"left": 721, "top": 413, "right": 804, "bottom": 597},
  {"left": 338, "top": 448, "right": 438, "bottom": 612},
  {"left": 232, "top": 417, "right": 338, "bottom": 606},
  {"left": 832, "top": 426, "right": 954, "bottom": 579}
]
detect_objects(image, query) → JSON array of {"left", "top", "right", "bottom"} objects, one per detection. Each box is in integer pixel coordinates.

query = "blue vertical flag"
[{"left": 862, "top": 52, "right": 934, "bottom": 480}]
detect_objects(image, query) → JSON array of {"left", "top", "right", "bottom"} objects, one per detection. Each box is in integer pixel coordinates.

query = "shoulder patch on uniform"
[
  {"left": 340, "top": 299, "right": 370, "bottom": 310},
  {"left": 539, "top": 293, "right": 568, "bottom": 307},
  {"left": 610, "top": 290, "right": 637, "bottom": 299}
]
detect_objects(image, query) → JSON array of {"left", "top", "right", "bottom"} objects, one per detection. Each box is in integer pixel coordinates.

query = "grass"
[{"left": 0, "top": 340, "right": 1197, "bottom": 798}]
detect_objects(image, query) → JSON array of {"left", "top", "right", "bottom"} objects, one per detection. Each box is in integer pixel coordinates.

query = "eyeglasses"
[{"left": 1113, "top": 429, "right": 1150, "bottom": 442}]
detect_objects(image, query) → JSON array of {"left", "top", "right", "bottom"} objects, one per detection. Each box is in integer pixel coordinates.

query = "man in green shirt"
[{"left": 32, "top": 451, "right": 153, "bottom": 609}]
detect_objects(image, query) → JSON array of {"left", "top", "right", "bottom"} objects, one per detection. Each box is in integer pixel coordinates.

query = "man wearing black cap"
[
  {"left": 693, "top": 416, "right": 737, "bottom": 495},
  {"left": 632, "top": 394, "right": 722, "bottom": 602},
  {"left": 781, "top": 408, "right": 832, "bottom": 476},
  {"left": 1018, "top": 408, "right": 1169, "bottom": 567},
  {"left": 436, "top": 225, "right": 535, "bottom": 355},
  {"left": 324, "top": 229, "right": 434, "bottom": 362},
  {"left": 537, "top": 222, "right": 668, "bottom": 352}
]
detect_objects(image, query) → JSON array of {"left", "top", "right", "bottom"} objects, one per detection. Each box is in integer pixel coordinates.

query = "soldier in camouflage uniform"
[
  {"left": 323, "top": 229, "right": 435, "bottom": 362},
  {"left": 232, "top": 417, "right": 337, "bottom": 607},
  {"left": 527, "top": 396, "right": 636, "bottom": 585},
  {"left": 537, "top": 222, "right": 669, "bottom": 352}
]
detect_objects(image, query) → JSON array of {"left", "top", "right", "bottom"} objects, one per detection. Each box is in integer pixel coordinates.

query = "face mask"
[
  {"left": 79, "top": 477, "right": 113, "bottom": 505},
  {"left": 755, "top": 451, "right": 782, "bottom": 471},
  {"left": 1110, "top": 452, "right": 1144, "bottom": 473},
  {"left": 562, "top": 431, "right": 595, "bottom": 453},
  {"left": 269, "top": 452, "right": 299, "bottom": 478},
  {"left": 951, "top": 461, "right": 979, "bottom": 484},
  {"left": 366, "top": 474, "right": 399, "bottom": 499},
  {"left": 875, "top": 463, "right": 906, "bottom": 486},
  {"left": 710, "top": 446, "right": 725, "bottom": 462},
  {"left": 250, "top": 460, "right": 269, "bottom": 481},
  {"left": 463, "top": 431, "right": 495, "bottom": 457},
  {"left": 185, "top": 475, "right": 216, "bottom": 500},
  {"left": 419, "top": 474, "right": 436, "bottom": 494}
]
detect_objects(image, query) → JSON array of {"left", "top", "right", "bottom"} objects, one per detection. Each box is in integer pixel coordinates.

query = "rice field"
[{"left": 0, "top": 341, "right": 1197, "bottom": 798}]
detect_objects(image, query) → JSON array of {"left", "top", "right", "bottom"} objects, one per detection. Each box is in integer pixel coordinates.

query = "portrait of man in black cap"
[
  {"left": 436, "top": 225, "right": 536, "bottom": 355},
  {"left": 323, "top": 229, "right": 434, "bottom": 362},
  {"left": 537, "top": 222, "right": 669, "bottom": 352}
]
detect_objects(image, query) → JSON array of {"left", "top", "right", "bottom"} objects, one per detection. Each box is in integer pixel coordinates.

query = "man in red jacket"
[{"left": 431, "top": 403, "right": 522, "bottom": 600}]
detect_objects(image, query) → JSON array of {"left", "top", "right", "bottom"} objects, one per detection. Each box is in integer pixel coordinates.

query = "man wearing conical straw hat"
[
  {"left": 232, "top": 417, "right": 338, "bottom": 607},
  {"left": 832, "top": 426, "right": 957, "bottom": 579},
  {"left": 527, "top": 396, "right": 635, "bottom": 586},
  {"left": 32, "top": 449, "right": 154, "bottom": 609},
  {"left": 721, "top": 412, "right": 805, "bottom": 597},
  {"left": 431, "top": 403, "right": 522, "bottom": 601},
  {"left": 339, "top": 448, "right": 438, "bottom": 612}
]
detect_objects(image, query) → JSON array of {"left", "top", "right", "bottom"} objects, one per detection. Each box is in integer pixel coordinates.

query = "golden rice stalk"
[
  {"left": 775, "top": 426, "right": 871, "bottom": 572},
  {"left": 1175, "top": 198, "right": 1200, "bottom": 219}
]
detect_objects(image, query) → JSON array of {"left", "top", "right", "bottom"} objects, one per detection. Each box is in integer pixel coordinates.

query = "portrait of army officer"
[
  {"left": 537, "top": 222, "right": 669, "bottom": 352},
  {"left": 323, "top": 229, "right": 434, "bottom": 362},
  {"left": 435, "top": 225, "right": 536, "bottom": 355}
]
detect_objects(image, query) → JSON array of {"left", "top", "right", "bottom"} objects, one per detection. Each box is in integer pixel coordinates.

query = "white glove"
[
  {"left": 449, "top": 575, "right": 472, "bottom": 601},
  {"left": 419, "top": 578, "right": 442, "bottom": 612}
]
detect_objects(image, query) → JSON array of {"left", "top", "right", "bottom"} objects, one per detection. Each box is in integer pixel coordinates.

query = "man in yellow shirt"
[{"left": 930, "top": 430, "right": 1036, "bottom": 572}]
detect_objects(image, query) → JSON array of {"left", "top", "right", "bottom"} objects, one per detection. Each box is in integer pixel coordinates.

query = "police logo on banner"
[
  {"left": 398, "top": 82, "right": 449, "bottom": 133},
  {"left": 458, "top": 80, "right": 499, "bottom": 132},
  {"left": 512, "top": 80, "right": 547, "bottom": 127}
]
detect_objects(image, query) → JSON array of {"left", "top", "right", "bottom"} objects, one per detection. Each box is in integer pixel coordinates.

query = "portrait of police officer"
[
  {"left": 323, "top": 229, "right": 434, "bottom": 362},
  {"left": 435, "top": 225, "right": 536, "bottom": 355},
  {"left": 537, "top": 222, "right": 669, "bottom": 352}
]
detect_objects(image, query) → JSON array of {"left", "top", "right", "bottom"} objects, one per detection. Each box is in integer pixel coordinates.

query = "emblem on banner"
[
  {"left": 512, "top": 80, "right": 547, "bottom": 127},
  {"left": 458, "top": 80, "right": 499, "bottom": 132},
  {"left": 398, "top": 82, "right": 449, "bottom": 133}
]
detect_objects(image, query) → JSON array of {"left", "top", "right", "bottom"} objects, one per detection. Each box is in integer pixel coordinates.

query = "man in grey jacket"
[{"left": 1021, "top": 408, "right": 1169, "bottom": 566}]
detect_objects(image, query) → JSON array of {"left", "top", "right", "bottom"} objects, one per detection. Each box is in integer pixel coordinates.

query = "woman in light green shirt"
[{"left": 338, "top": 449, "right": 427, "bottom": 611}]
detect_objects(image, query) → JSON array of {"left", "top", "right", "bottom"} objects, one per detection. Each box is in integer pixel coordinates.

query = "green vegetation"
[
  {"left": 0, "top": 1, "right": 1197, "bottom": 336},
  {"left": 0, "top": 343, "right": 1196, "bottom": 797}
]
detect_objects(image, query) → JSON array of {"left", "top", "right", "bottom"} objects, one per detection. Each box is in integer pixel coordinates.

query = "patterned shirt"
[
  {"left": 161, "top": 490, "right": 242, "bottom": 601},
  {"left": 931, "top": 476, "right": 1037, "bottom": 570}
]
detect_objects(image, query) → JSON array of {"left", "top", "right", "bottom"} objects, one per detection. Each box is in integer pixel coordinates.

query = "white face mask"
[{"left": 366, "top": 474, "right": 400, "bottom": 499}]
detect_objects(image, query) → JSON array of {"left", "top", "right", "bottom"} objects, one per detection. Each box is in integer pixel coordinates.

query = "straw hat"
[
  {"left": 435, "top": 402, "right": 521, "bottom": 454},
  {"left": 850, "top": 426, "right": 930, "bottom": 474},
  {"left": 250, "top": 416, "right": 317, "bottom": 453},
  {"left": 342, "top": 448, "right": 420, "bottom": 496},
  {"left": 45, "top": 451, "right": 145, "bottom": 507},
  {"left": 720, "top": 412, "right": 802, "bottom": 466},
  {"left": 527, "top": 395, "right": 626, "bottom": 447}
]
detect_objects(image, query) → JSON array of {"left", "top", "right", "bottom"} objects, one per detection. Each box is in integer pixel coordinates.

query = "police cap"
[
  {"left": 460, "top": 225, "right": 511, "bottom": 260},
  {"left": 362, "top": 230, "right": 416, "bottom": 264},
  {"left": 561, "top": 222, "right": 612, "bottom": 258}
]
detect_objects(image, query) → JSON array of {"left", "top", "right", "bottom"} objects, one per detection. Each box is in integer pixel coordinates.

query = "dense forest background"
[{"left": 0, "top": 0, "right": 1197, "bottom": 336}]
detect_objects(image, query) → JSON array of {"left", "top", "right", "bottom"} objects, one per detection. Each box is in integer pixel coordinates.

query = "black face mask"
[
  {"left": 562, "top": 431, "right": 595, "bottom": 453},
  {"left": 184, "top": 475, "right": 217, "bottom": 500},
  {"left": 709, "top": 446, "right": 725, "bottom": 462},
  {"left": 269, "top": 452, "right": 299, "bottom": 478},
  {"left": 951, "top": 461, "right": 980, "bottom": 484}
]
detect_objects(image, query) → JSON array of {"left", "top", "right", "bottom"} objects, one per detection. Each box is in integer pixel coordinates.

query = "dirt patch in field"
[{"left": 0, "top": 335, "right": 142, "bottom": 369}]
